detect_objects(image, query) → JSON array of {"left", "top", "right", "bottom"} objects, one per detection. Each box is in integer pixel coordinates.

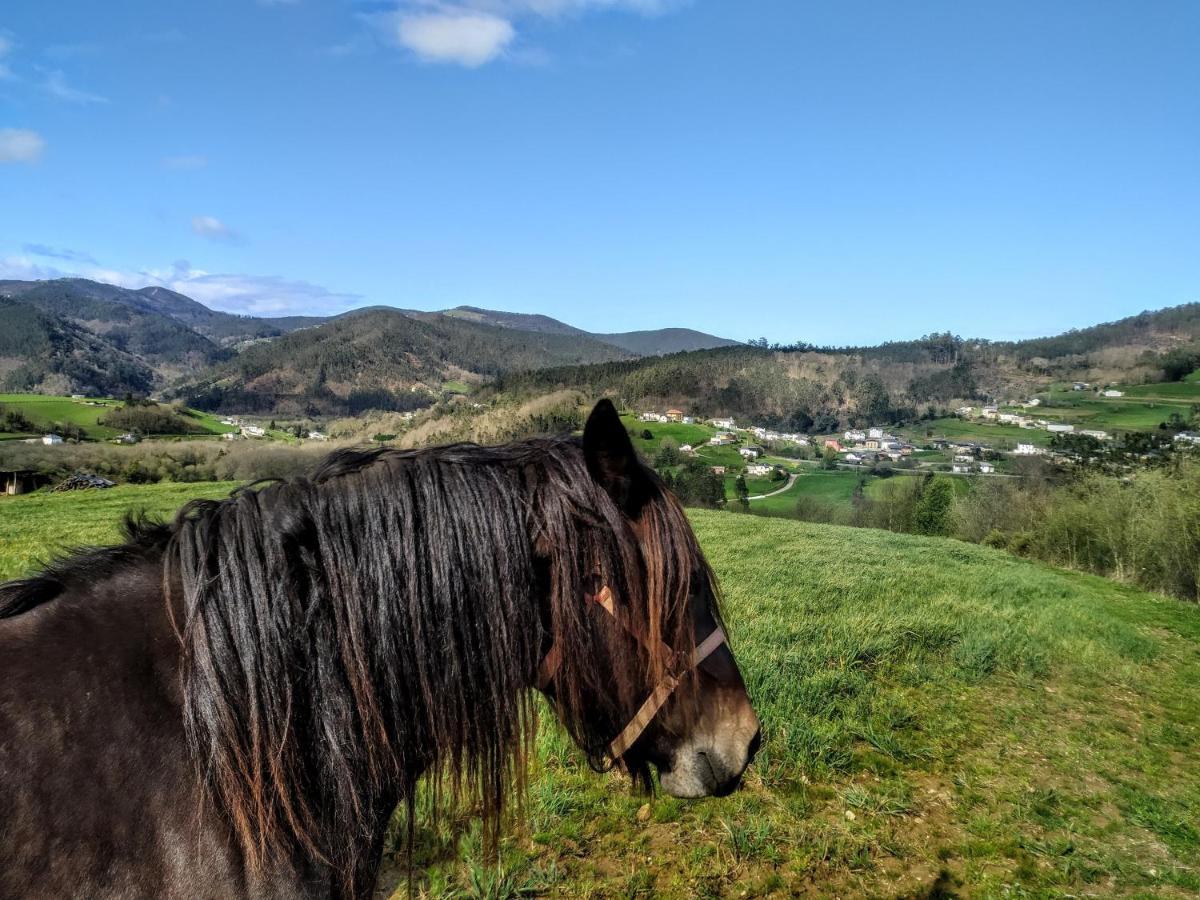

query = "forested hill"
[
  {"left": 0, "top": 297, "right": 156, "bottom": 396},
  {"left": 497, "top": 303, "right": 1200, "bottom": 430},
  {"left": 175, "top": 307, "right": 635, "bottom": 415},
  {"left": 0, "top": 278, "right": 735, "bottom": 400},
  {"left": 440, "top": 305, "right": 740, "bottom": 355}
]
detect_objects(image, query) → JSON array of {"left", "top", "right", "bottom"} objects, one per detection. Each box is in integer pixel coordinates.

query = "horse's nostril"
[{"left": 747, "top": 727, "right": 763, "bottom": 763}]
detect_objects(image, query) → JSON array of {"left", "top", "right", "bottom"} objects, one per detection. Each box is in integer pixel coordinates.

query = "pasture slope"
[
  {"left": 0, "top": 393, "right": 236, "bottom": 441},
  {"left": 1, "top": 486, "right": 1197, "bottom": 897}
]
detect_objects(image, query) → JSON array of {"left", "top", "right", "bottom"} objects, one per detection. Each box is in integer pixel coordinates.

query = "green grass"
[
  {"left": 3, "top": 483, "right": 1197, "bottom": 897},
  {"left": 1120, "top": 380, "right": 1200, "bottom": 402},
  {"left": 0, "top": 393, "right": 236, "bottom": 442},
  {"left": 723, "top": 474, "right": 779, "bottom": 499},
  {"left": 902, "top": 417, "right": 1053, "bottom": 447},
  {"left": 0, "top": 482, "right": 240, "bottom": 580},
  {"left": 622, "top": 415, "right": 717, "bottom": 456}
]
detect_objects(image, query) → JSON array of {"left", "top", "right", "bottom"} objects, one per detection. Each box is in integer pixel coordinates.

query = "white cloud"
[
  {"left": 0, "top": 128, "right": 45, "bottom": 163},
  {"left": 397, "top": 11, "right": 515, "bottom": 66},
  {"left": 0, "top": 255, "right": 60, "bottom": 280},
  {"left": 191, "top": 215, "right": 237, "bottom": 242},
  {"left": 162, "top": 154, "right": 208, "bottom": 170},
  {"left": 44, "top": 69, "right": 108, "bottom": 104},
  {"left": 0, "top": 253, "right": 361, "bottom": 317},
  {"left": 162, "top": 270, "right": 361, "bottom": 316},
  {"left": 370, "top": 0, "right": 685, "bottom": 67}
]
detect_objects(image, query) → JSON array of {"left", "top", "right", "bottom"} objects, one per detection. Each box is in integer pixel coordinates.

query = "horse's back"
[{"left": 0, "top": 564, "right": 252, "bottom": 899}]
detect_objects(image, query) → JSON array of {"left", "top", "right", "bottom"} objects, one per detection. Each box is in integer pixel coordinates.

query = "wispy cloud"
[
  {"left": 162, "top": 154, "right": 208, "bottom": 170},
  {"left": 0, "top": 128, "right": 45, "bottom": 163},
  {"left": 0, "top": 254, "right": 361, "bottom": 317},
  {"left": 0, "top": 33, "right": 15, "bottom": 80},
  {"left": 191, "top": 215, "right": 239, "bottom": 242},
  {"left": 44, "top": 69, "right": 108, "bottom": 104},
  {"left": 163, "top": 269, "right": 361, "bottom": 316},
  {"left": 22, "top": 243, "right": 98, "bottom": 265},
  {"left": 368, "top": 0, "right": 686, "bottom": 67}
]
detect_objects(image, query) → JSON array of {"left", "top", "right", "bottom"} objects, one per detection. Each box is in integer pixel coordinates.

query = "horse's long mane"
[{"left": 165, "top": 436, "right": 711, "bottom": 895}]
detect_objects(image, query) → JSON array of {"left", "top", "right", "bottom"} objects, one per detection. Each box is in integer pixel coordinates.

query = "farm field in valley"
[
  {"left": 0, "top": 393, "right": 237, "bottom": 441},
  {"left": 4, "top": 483, "right": 1196, "bottom": 896}
]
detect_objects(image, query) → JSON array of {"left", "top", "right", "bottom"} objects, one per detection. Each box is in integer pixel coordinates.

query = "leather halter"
[{"left": 537, "top": 584, "right": 728, "bottom": 762}]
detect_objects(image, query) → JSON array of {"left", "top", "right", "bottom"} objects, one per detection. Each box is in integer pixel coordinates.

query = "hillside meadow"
[
  {"left": 1, "top": 485, "right": 1197, "bottom": 897},
  {"left": 0, "top": 393, "right": 235, "bottom": 441}
]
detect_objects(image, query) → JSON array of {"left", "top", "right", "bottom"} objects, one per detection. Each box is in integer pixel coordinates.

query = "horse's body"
[
  {"left": 0, "top": 401, "right": 759, "bottom": 898},
  {"left": 1, "top": 555, "right": 318, "bottom": 897}
]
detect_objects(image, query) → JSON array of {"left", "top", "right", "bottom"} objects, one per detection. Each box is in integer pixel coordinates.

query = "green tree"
[
  {"left": 914, "top": 478, "right": 954, "bottom": 535},
  {"left": 735, "top": 473, "right": 750, "bottom": 511}
]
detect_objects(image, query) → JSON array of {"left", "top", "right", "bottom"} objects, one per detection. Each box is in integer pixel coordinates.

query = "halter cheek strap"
[{"left": 537, "top": 585, "right": 728, "bottom": 762}]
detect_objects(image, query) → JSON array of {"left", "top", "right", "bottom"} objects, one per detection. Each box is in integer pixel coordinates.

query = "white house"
[
  {"left": 1081, "top": 430, "right": 1109, "bottom": 441},
  {"left": 953, "top": 453, "right": 974, "bottom": 463},
  {"left": 42, "top": 433, "right": 64, "bottom": 445},
  {"left": 1024, "top": 398, "right": 1042, "bottom": 407},
  {"left": 952, "top": 463, "right": 973, "bottom": 474},
  {"left": 681, "top": 416, "right": 695, "bottom": 425},
  {"left": 1102, "top": 389, "right": 1124, "bottom": 398},
  {"left": 1073, "top": 382, "right": 1091, "bottom": 391},
  {"left": 307, "top": 431, "right": 329, "bottom": 441},
  {"left": 678, "top": 444, "right": 695, "bottom": 454},
  {"left": 711, "top": 418, "right": 735, "bottom": 430},
  {"left": 1174, "top": 431, "right": 1200, "bottom": 446},
  {"left": 240, "top": 425, "right": 267, "bottom": 438},
  {"left": 979, "top": 462, "right": 996, "bottom": 474},
  {"left": 738, "top": 447, "right": 759, "bottom": 459},
  {"left": 981, "top": 406, "right": 999, "bottom": 419},
  {"left": 868, "top": 427, "right": 885, "bottom": 439},
  {"left": 844, "top": 429, "right": 866, "bottom": 443},
  {"left": 1013, "top": 443, "right": 1041, "bottom": 456},
  {"left": 955, "top": 406, "right": 975, "bottom": 417},
  {"left": 745, "top": 463, "right": 772, "bottom": 477},
  {"left": 843, "top": 452, "right": 862, "bottom": 463},
  {"left": 1046, "top": 423, "right": 1075, "bottom": 434}
]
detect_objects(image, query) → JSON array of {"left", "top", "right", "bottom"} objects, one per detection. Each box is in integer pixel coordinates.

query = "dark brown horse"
[{"left": 0, "top": 400, "right": 759, "bottom": 898}]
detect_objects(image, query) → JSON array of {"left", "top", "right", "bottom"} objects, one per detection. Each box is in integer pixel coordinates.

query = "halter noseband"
[{"left": 537, "top": 585, "right": 728, "bottom": 763}]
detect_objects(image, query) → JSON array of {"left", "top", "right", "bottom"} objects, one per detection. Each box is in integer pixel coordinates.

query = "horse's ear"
[{"left": 583, "top": 399, "right": 651, "bottom": 515}]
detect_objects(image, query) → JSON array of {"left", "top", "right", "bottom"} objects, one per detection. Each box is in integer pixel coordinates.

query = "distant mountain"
[
  {"left": 0, "top": 297, "right": 156, "bottom": 396},
  {"left": 439, "top": 305, "right": 739, "bottom": 355},
  {"left": 594, "top": 328, "right": 742, "bottom": 355},
  {"left": 135, "top": 285, "right": 325, "bottom": 345},
  {"left": 441, "top": 306, "right": 590, "bottom": 337},
  {"left": 176, "top": 307, "right": 634, "bottom": 415},
  {"left": 0, "top": 279, "right": 223, "bottom": 374}
]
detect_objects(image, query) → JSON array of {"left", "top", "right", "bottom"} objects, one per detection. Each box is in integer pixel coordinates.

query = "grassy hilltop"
[{"left": 1, "top": 486, "right": 1197, "bottom": 897}]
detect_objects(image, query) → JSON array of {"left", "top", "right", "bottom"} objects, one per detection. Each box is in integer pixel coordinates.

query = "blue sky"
[{"left": 1, "top": 1, "right": 1197, "bottom": 344}]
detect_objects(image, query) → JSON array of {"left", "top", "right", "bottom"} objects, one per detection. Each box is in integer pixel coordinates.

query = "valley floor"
[{"left": 1, "top": 486, "right": 1197, "bottom": 897}]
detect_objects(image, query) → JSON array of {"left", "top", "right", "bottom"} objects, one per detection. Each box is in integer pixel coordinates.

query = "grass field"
[
  {"left": 2, "top": 484, "right": 1197, "bottom": 897},
  {"left": 0, "top": 393, "right": 236, "bottom": 442},
  {"left": 1118, "top": 380, "right": 1200, "bottom": 402},
  {"left": 903, "top": 418, "right": 1053, "bottom": 448}
]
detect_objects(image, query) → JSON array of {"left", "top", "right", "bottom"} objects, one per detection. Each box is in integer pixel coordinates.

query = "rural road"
[{"left": 747, "top": 473, "right": 798, "bottom": 501}]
